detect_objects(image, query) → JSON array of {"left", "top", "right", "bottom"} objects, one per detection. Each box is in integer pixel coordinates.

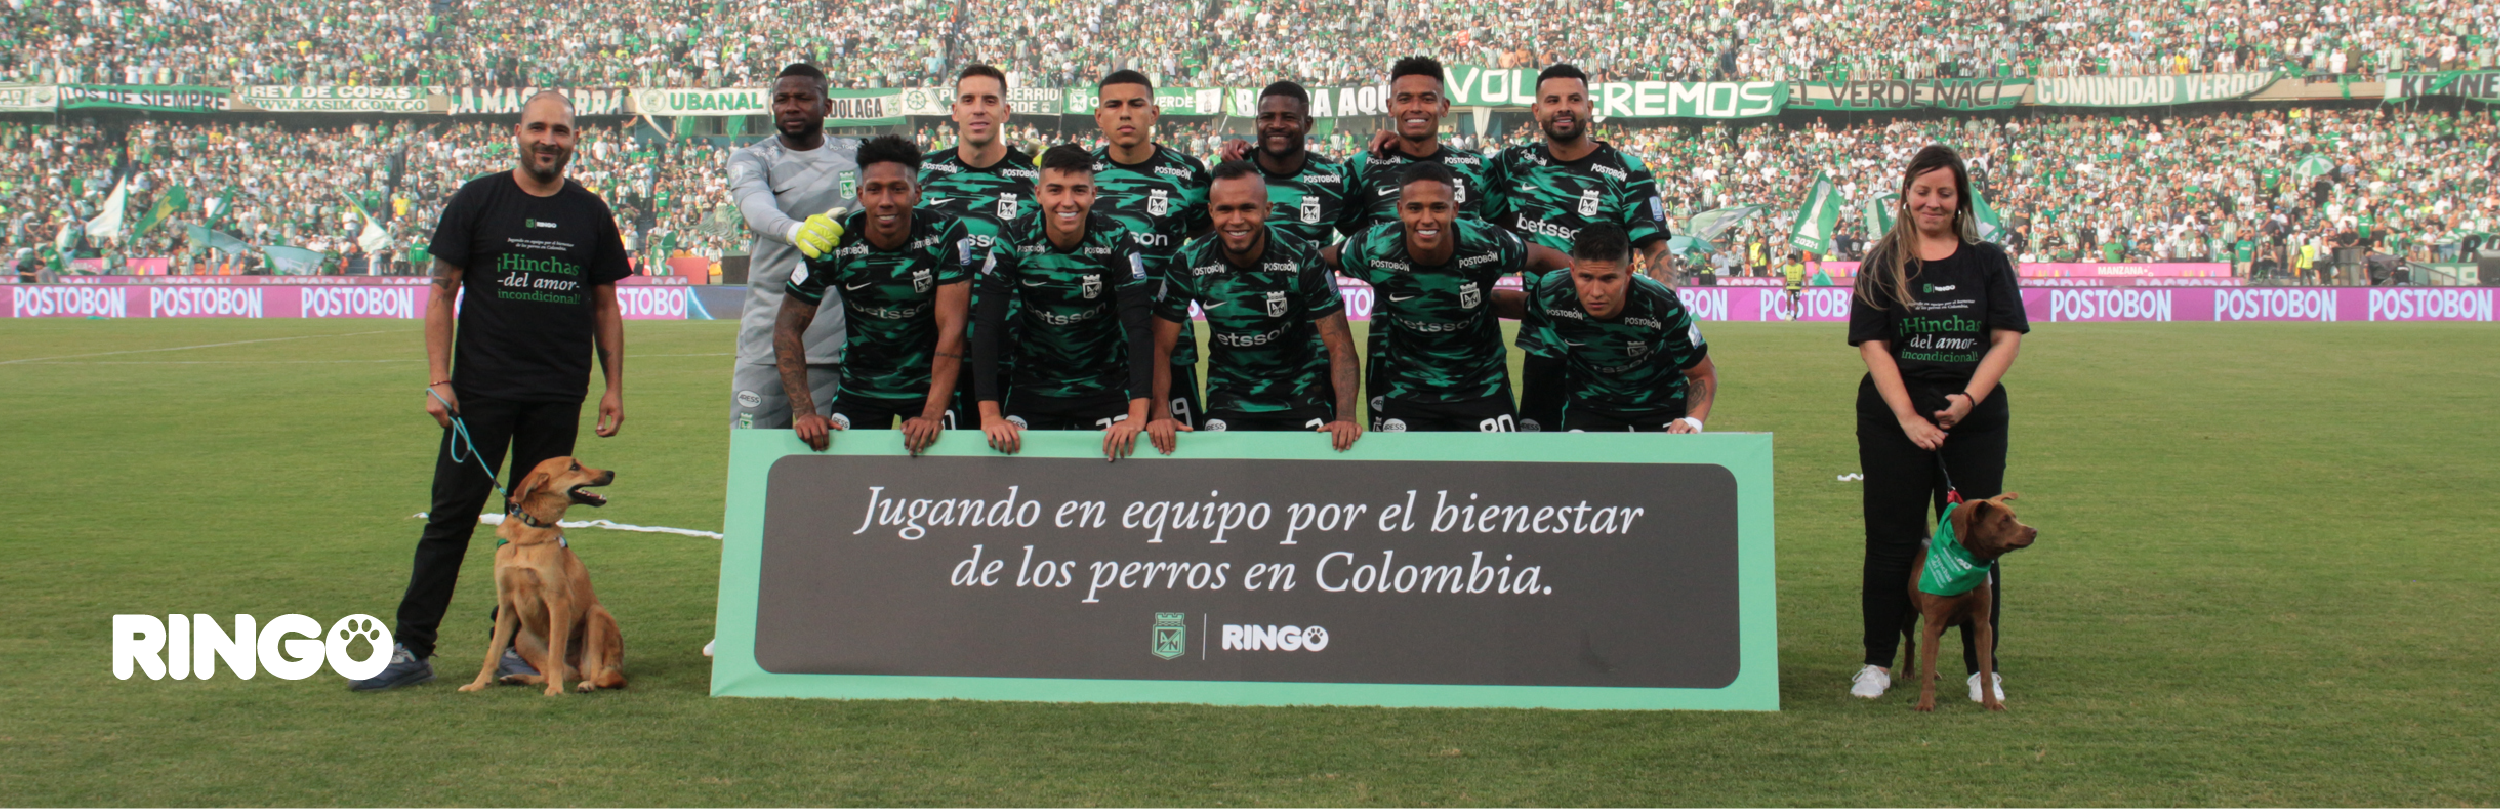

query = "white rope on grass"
[{"left": 412, "top": 512, "right": 724, "bottom": 539}]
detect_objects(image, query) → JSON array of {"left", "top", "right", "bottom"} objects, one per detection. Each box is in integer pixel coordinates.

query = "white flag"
[{"left": 86, "top": 179, "right": 129, "bottom": 241}]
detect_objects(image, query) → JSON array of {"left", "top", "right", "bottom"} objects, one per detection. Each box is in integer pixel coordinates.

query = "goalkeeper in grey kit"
[{"left": 727, "top": 63, "right": 860, "bottom": 429}]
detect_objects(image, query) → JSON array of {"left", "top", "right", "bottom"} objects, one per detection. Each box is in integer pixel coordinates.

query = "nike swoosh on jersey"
[
  {"left": 844, "top": 281, "right": 875, "bottom": 290},
  {"left": 1386, "top": 294, "right": 1418, "bottom": 302}
]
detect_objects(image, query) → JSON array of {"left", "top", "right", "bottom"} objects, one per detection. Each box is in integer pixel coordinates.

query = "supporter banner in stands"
[
  {"left": 0, "top": 83, "right": 59, "bottom": 111},
  {"left": 2, "top": 284, "right": 691, "bottom": 320},
  {"left": 442, "top": 86, "right": 629, "bottom": 116},
  {"left": 59, "top": 84, "right": 231, "bottom": 112},
  {"left": 1790, "top": 78, "right": 2031, "bottom": 111},
  {"left": 633, "top": 87, "right": 900, "bottom": 122},
  {"left": 2384, "top": 71, "right": 2500, "bottom": 104},
  {"left": 1061, "top": 86, "right": 1230, "bottom": 117},
  {"left": 709, "top": 430, "right": 1779, "bottom": 709},
  {"left": 2033, "top": 72, "right": 2276, "bottom": 107},
  {"left": 1439, "top": 66, "right": 1785, "bottom": 118},
  {"left": 1214, "top": 85, "right": 1397, "bottom": 118},
  {"left": 235, "top": 85, "right": 430, "bottom": 113}
]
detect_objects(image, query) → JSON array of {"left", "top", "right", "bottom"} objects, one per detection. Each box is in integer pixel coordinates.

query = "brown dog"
[
  {"left": 459, "top": 456, "right": 626, "bottom": 696},
  {"left": 1904, "top": 493, "right": 2037, "bottom": 711}
]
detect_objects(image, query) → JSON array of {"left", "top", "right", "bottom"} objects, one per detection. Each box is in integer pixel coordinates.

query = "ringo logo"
[
  {"left": 1220, "top": 623, "right": 1330, "bottom": 652},
  {"left": 111, "top": 614, "right": 393, "bottom": 681}
]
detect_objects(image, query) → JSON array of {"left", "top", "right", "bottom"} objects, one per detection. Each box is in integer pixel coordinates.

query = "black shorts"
[
  {"left": 1373, "top": 394, "right": 1518, "bottom": 433},
  {"left": 831, "top": 394, "right": 949, "bottom": 430},
  {"left": 1561, "top": 407, "right": 1684, "bottom": 433},
  {"left": 1003, "top": 391, "right": 1133, "bottom": 431},
  {"left": 1164, "top": 363, "right": 1204, "bottom": 430},
  {"left": 1202, "top": 409, "right": 1332, "bottom": 433}
]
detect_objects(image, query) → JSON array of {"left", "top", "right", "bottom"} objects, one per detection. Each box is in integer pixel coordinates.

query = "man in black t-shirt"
[{"left": 356, "top": 91, "right": 633, "bottom": 692}]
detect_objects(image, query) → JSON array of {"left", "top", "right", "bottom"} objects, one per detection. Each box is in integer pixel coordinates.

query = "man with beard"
[
  {"left": 358, "top": 90, "right": 632, "bottom": 691},
  {"left": 1215, "top": 81, "right": 1365, "bottom": 247},
  {"left": 1142, "top": 161, "right": 1363, "bottom": 453},
  {"left": 919, "top": 64, "right": 1038, "bottom": 422},
  {"left": 1485, "top": 63, "right": 1672, "bottom": 434},
  {"left": 1319, "top": 163, "right": 1572, "bottom": 433},
  {"left": 1088, "top": 69, "right": 1211, "bottom": 429},
  {"left": 725, "top": 63, "right": 860, "bottom": 432}
]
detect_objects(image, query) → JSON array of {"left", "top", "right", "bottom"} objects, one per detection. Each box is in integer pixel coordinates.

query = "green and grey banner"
[
  {"left": 2385, "top": 71, "right": 2500, "bottom": 104},
  {"left": 2033, "top": 72, "right": 2276, "bottom": 107},
  {"left": 1790, "top": 78, "right": 2031, "bottom": 111},
  {"left": 60, "top": 84, "right": 231, "bottom": 112},
  {"left": 1441, "top": 64, "right": 1785, "bottom": 118},
  {"left": 632, "top": 86, "right": 903, "bottom": 122},
  {"left": 0, "top": 83, "right": 58, "bottom": 111},
  {"left": 710, "top": 430, "right": 1779, "bottom": 710}
]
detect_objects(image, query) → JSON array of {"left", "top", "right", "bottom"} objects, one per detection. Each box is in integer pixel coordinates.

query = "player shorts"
[
  {"left": 1164, "top": 363, "right": 1204, "bottom": 431},
  {"left": 730, "top": 362, "right": 840, "bottom": 429},
  {"left": 1515, "top": 353, "right": 1565, "bottom": 433},
  {"left": 1561, "top": 406, "right": 1686, "bottom": 433},
  {"left": 1201, "top": 408, "right": 1332, "bottom": 433},
  {"left": 1373, "top": 394, "right": 1518, "bottom": 433},
  {"left": 1002, "top": 391, "right": 1134, "bottom": 431},
  {"left": 829, "top": 393, "right": 952, "bottom": 430}
]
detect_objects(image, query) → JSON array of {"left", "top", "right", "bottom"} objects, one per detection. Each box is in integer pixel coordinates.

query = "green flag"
[
  {"left": 1785, "top": 170, "right": 1841, "bottom": 255},
  {"left": 1970, "top": 188, "right": 2002, "bottom": 242},
  {"left": 182, "top": 224, "right": 255, "bottom": 256},
  {"left": 134, "top": 185, "right": 187, "bottom": 237},
  {"left": 1864, "top": 192, "right": 1901, "bottom": 242},
  {"left": 203, "top": 187, "right": 236, "bottom": 226},
  {"left": 1685, "top": 205, "right": 1769, "bottom": 243},
  {"left": 261, "top": 244, "right": 324, "bottom": 275}
]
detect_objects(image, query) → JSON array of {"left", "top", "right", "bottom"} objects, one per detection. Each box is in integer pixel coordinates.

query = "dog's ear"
[
  {"left": 508, "top": 470, "right": 552, "bottom": 510},
  {"left": 1949, "top": 499, "right": 1985, "bottom": 545}
]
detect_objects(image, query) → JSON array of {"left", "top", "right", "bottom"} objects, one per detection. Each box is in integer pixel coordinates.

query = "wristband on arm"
[{"left": 1674, "top": 417, "right": 1704, "bottom": 433}]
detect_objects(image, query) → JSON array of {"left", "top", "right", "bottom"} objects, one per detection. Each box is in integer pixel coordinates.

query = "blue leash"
[{"left": 426, "top": 387, "right": 503, "bottom": 497}]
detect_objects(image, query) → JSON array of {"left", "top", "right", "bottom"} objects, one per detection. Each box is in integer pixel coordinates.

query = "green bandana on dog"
[{"left": 1918, "top": 502, "right": 1990, "bottom": 596}]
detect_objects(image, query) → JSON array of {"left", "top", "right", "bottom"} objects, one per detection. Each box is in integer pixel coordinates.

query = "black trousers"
[
  {"left": 1517, "top": 353, "right": 1566, "bottom": 432},
  {"left": 395, "top": 396, "right": 581, "bottom": 659},
  {"left": 1857, "top": 377, "right": 2008, "bottom": 675}
]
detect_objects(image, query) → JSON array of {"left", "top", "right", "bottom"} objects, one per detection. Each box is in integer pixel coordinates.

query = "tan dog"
[
  {"left": 1904, "top": 493, "right": 2037, "bottom": 711},
  {"left": 459, "top": 456, "right": 625, "bottom": 695}
]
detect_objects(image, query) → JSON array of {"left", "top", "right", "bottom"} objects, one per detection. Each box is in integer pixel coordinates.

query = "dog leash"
[
  {"left": 426, "top": 386, "right": 504, "bottom": 497},
  {"left": 1935, "top": 454, "right": 1964, "bottom": 505}
]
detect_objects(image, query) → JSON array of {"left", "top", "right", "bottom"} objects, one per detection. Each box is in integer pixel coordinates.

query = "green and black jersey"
[
  {"left": 786, "top": 210, "right": 975, "bottom": 402},
  {"left": 1522, "top": 270, "right": 1707, "bottom": 419},
  {"left": 1343, "top": 144, "right": 1496, "bottom": 230},
  {"left": 1484, "top": 141, "right": 1671, "bottom": 355},
  {"left": 1091, "top": 144, "right": 1210, "bottom": 365},
  {"left": 1256, "top": 153, "right": 1365, "bottom": 248},
  {"left": 1338, "top": 219, "right": 1527, "bottom": 404},
  {"left": 1158, "top": 227, "right": 1345, "bottom": 415},
  {"left": 972, "top": 211, "right": 1157, "bottom": 403},
  {"left": 919, "top": 145, "right": 1038, "bottom": 256}
]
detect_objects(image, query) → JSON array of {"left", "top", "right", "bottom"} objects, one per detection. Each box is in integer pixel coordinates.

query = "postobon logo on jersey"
[{"left": 1147, "top": 188, "right": 1170, "bottom": 216}]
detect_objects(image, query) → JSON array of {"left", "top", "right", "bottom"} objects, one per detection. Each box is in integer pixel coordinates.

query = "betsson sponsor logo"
[
  {"left": 1220, "top": 623, "right": 1330, "bottom": 652},
  {"left": 111, "top": 613, "right": 392, "bottom": 681}
]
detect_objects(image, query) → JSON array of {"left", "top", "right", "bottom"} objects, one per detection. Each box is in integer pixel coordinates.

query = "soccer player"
[
  {"left": 774, "top": 135, "right": 973, "bottom": 455},
  {"left": 360, "top": 91, "right": 630, "bottom": 691},
  {"left": 1501, "top": 223, "right": 1716, "bottom": 433},
  {"left": 1485, "top": 63, "right": 1674, "bottom": 434},
  {"left": 1089, "top": 69, "right": 1212, "bottom": 429},
  {"left": 972, "top": 145, "right": 1160, "bottom": 459},
  {"left": 1348, "top": 57, "right": 1497, "bottom": 227},
  {"left": 1214, "top": 81, "right": 1365, "bottom": 247},
  {"left": 1319, "top": 163, "right": 1572, "bottom": 432},
  {"left": 726, "top": 63, "right": 859, "bottom": 431},
  {"left": 919, "top": 63, "right": 1038, "bottom": 421},
  {"left": 1144, "top": 161, "right": 1363, "bottom": 453}
]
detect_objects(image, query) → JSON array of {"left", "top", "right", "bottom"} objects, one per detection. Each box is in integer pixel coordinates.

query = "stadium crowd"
[{"left": 1, "top": 0, "right": 2494, "bottom": 89}]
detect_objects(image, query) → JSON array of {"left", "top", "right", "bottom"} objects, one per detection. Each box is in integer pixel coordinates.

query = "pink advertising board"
[{"left": 5, "top": 284, "right": 692, "bottom": 320}]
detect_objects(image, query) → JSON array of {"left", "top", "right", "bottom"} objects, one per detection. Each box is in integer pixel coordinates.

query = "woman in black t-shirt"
[{"left": 1843, "top": 145, "right": 2031, "bottom": 704}]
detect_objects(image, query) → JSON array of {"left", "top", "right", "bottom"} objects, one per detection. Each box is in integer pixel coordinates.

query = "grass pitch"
[{"left": 1, "top": 317, "right": 2495, "bottom": 806}]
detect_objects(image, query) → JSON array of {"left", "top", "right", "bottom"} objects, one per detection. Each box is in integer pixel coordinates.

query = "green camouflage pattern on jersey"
[
  {"left": 1339, "top": 219, "right": 1526, "bottom": 404},
  {"left": 981, "top": 211, "right": 1152, "bottom": 400},
  {"left": 1343, "top": 144, "right": 1496, "bottom": 230},
  {"left": 1158, "top": 227, "right": 1345, "bottom": 414},
  {"left": 1523, "top": 270, "right": 1708, "bottom": 417},
  {"left": 918, "top": 145, "right": 1039, "bottom": 254},
  {"left": 1091, "top": 144, "right": 1210, "bottom": 365},
  {"left": 1485, "top": 141, "right": 1671, "bottom": 355},
  {"left": 787, "top": 210, "right": 975, "bottom": 402},
  {"left": 1255, "top": 153, "right": 1364, "bottom": 247}
]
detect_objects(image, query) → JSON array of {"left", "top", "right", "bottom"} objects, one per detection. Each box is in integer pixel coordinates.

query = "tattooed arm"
[
  {"left": 422, "top": 259, "right": 463, "bottom": 428},
  {"left": 773, "top": 292, "right": 833, "bottom": 450}
]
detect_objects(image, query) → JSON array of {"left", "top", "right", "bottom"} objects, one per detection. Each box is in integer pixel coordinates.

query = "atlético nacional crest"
[
  {"left": 1578, "top": 188, "right": 1602, "bottom": 216},
  {"left": 1147, "top": 188, "right": 1170, "bottom": 216},
  {"left": 838, "top": 170, "right": 859, "bottom": 200},
  {"left": 1299, "top": 195, "right": 1321, "bottom": 224},
  {"left": 1151, "top": 612, "right": 1186, "bottom": 660},
  {"left": 1459, "top": 281, "right": 1482, "bottom": 310},
  {"left": 911, "top": 267, "right": 933, "bottom": 292},
  {"left": 1264, "top": 289, "right": 1288, "bottom": 317},
  {"left": 1081, "top": 273, "right": 1103, "bottom": 299},
  {"left": 996, "top": 192, "right": 1019, "bottom": 220},
  {"left": 1625, "top": 339, "right": 1650, "bottom": 359}
]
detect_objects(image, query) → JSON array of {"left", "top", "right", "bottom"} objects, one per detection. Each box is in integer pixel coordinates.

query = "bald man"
[{"left": 358, "top": 90, "right": 632, "bottom": 691}]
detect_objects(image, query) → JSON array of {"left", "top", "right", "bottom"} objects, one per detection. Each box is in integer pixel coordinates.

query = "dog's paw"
[
  {"left": 1913, "top": 700, "right": 1937, "bottom": 712},
  {"left": 542, "top": 684, "right": 566, "bottom": 697},
  {"left": 458, "top": 682, "right": 489, "bottom": 692},
  {"left": 577, "top": 681, "right": 599, "bottom": 693}
]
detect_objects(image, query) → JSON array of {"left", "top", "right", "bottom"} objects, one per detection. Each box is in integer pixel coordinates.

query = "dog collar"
[{"left": 510, "top": 507, "right": 556, "bottom": 529}]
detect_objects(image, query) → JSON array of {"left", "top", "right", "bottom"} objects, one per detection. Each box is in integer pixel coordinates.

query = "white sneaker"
[
  {"left": 1967, "top": 672, "right": 2004, "bottom": 702},
  {"left": 702, "top": 639, "right": 715, "bottom": 657},
  {"left": 1849, "top": 665, "right": 1891, "bottom": 698}
]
